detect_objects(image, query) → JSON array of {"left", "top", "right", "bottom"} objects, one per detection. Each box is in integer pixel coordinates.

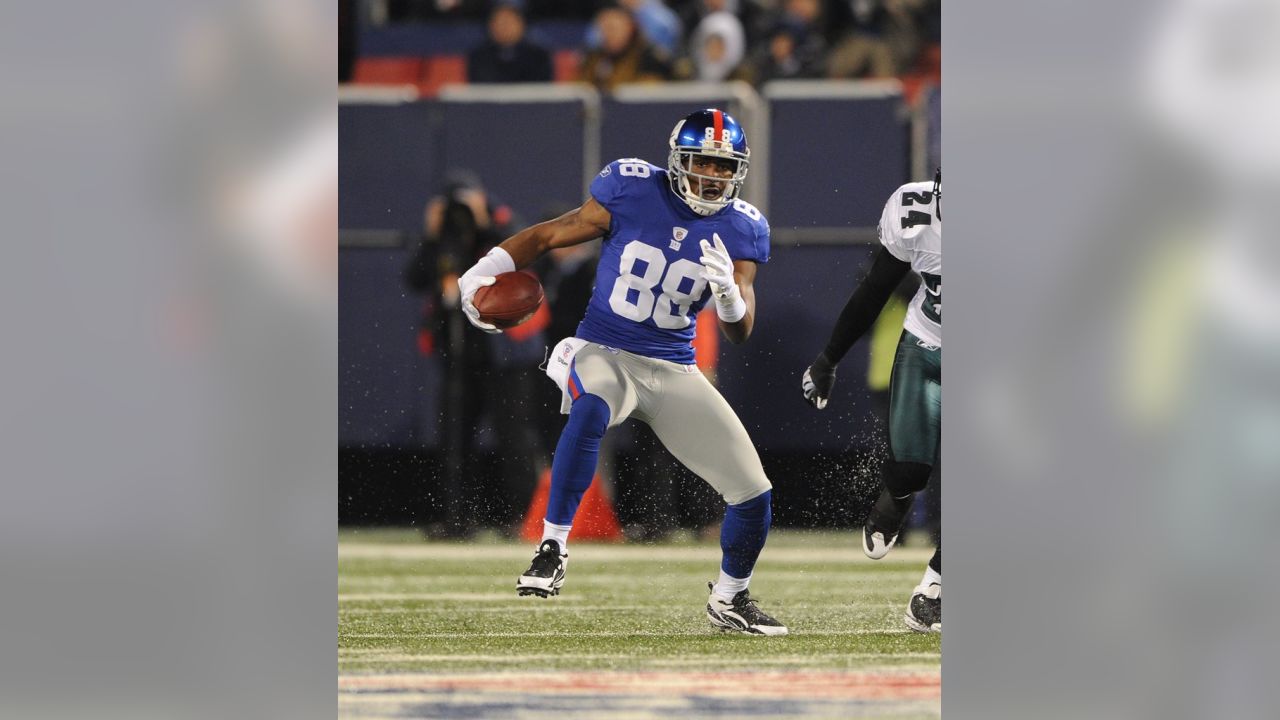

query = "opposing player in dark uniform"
[
  {"left": 802, "top": 171, "right": 943, "bottom": 633},
  {"left": 457, "top": 109, "right": 786, "bottom": 635}
]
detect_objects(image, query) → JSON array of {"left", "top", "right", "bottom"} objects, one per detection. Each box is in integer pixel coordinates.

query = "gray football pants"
[{"left": 567, "top": 343, "right": 772, "bottom": 506}]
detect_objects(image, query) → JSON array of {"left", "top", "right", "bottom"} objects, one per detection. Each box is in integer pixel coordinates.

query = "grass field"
[{"left": 339, "top": 529, "right": 940, "bottom": 719}]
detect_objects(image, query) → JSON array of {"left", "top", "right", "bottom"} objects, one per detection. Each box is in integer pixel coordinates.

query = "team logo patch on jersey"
[
  {"left": 669, "top": 226, "right": 687, "bottom": 251},
  {"left": 599, "top": 165, "right": 612, "bottom": 177}
]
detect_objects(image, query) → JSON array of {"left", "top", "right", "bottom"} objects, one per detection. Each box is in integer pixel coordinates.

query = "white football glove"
[
  {"left": 699, "top": 233, "right": 746, "bottom": 323},
  {"left": 457, "top": 247, "right": 515, "bottom": 334}
]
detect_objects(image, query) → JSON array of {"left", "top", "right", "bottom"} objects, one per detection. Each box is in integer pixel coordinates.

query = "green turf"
[{"left": 339, "top": 530, "right": 940, "bottom": 674}]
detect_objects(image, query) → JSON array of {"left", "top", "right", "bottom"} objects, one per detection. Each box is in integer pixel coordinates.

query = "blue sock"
[
  {"left": 720, "top": 490, "right": 772, "bottom": 578},
  {"left": 545, "top": 394, "right": 610, "bottom": 526}
]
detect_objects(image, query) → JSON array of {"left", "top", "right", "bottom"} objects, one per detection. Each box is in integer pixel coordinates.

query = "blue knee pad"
[
  {"left": 545, "top": 394, "right": 610, "bottom": 526},
  {"left": 720, "top": 490, "right": 772, "bottom": 579}
]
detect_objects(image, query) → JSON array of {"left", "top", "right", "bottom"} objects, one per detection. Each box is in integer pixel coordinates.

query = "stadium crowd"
[{"left": 341, "top": 0, "right": 941, "bottom": 90}]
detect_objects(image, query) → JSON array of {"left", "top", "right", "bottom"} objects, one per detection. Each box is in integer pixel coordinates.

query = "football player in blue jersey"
[{"left": 456, "top": 109, "right": 786, "bottom": 635}]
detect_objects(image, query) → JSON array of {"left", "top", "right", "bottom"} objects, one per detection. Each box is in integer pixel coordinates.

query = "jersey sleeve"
[
  {"left": 723, "top": 200, "right": 770, "bottom": 263},
  {"left": 750, "top": 213, "right": 771, "bottom": 264},
  {"left": 589, "top": 159, "right": 654, "bottom": 214},
  {"left": 878, "top": 181, "right": 940, "bottom": 263},
  {"left": 877, "top": 189, "right": 914, "bottom": 263}
]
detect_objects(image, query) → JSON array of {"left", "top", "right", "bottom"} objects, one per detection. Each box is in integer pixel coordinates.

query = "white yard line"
[
  {"left": 337, "top": 573, "right": 919, "bottom": 594},
  {"left": 653, "top": 654, "right": 941, "bottom": 665},
  {"left": 342, "top": 628, "right": 924, "bottom": 639},
  {"left": 339, "top": 603, "right": 658, "bottom": 612},
  {"left": 337, "top": 592, "right": 593, "bottom": 602},
  {"left": 340, "top": 653, "right": 940, "bottom": 664},
  {"left": 339, "top": 543, "right": 935, "bottom": 564},
  {"left": 339, "top": 601, "right": 905, "bottom": 610}
]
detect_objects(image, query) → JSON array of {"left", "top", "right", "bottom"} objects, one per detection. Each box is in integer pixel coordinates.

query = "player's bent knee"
[
  {"left": 723, "top": 490, "right": 772, "bottom": 537},
  {"left": 563, "top": 394, "right": 611, "bottom": 448},
  {"left": 882, "top": 460, "right": 932, "bottom": 497},
  {"left": 569, "top": 393, "right": 610, "bottom": 429},
  {"left": 722, "top": 480, "right": 772, "bottom": 507},
  {"left": 730, "top": 489, "right": 771, "bottom": 513}
]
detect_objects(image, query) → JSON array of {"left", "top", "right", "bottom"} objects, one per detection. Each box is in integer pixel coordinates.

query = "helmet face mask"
[
  {"left": 932, "top": 166, "right": 941, "bottom": 220},
  {"left": 668, "top": 109, "right": 750, "bottom": 216}
]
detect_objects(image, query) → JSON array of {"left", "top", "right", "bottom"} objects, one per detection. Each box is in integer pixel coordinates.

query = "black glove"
[{"left": 801, "top": 352, "right": 837, "bottom": 409}]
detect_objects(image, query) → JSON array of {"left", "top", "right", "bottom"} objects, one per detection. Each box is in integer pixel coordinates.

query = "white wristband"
[
  {"left": 714, "top": 285, "right": 747, "bottom": 323},
  {"left": 472, "top": 246, "right": 515, "bottom": 277}
]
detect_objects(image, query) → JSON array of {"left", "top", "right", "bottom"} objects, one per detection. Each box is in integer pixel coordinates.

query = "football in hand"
[{"left": 471, "top": 271, "right": 544, "bottom": 329}]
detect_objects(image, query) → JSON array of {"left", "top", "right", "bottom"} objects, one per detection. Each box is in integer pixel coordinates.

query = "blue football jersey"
[{"left": 576, "top": 159, "right": 770, "bottom": 363}]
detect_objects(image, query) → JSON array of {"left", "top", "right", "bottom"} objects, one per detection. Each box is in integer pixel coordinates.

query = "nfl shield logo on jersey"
[{"left": 670, "top": 226, "right": 687, "bottom": 251}]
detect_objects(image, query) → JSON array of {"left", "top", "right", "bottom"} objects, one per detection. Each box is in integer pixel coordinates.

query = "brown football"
[{"left": 471, "top": 271, "right": 544, "bottom": 329}]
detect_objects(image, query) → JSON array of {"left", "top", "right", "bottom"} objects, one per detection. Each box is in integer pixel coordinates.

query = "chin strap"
[
  {"left": 683, "top": 185, "right": 731, "bottom": 216},
  {"left": 932, "top": 166, "right": 941, "bottom": 220}
]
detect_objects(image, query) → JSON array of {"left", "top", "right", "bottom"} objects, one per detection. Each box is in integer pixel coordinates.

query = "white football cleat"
[
  {"left": 904, "top": 582, "right": 941, "bottom": 633},
  {"left": 516, "top": 540, "right": 567, "bottom": 598},
  {"left": 862, "top": 525, "right": 900, "bottom": 560},
  {"left": 862, "top": 489, "right": 912, "bottom": 560},
  {"left": 705, "top": 582, "right": 788, "bottom": 636}
]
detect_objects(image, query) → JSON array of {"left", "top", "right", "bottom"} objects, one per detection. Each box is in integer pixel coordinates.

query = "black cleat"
[
  {"left": 706, "top": 582, "right": 789, "bottom": 636},
  {"left": 904, "top": 582, "right": 941, "bottom": 633},
  {"left": 863, "top": 489, "right": 913, "bottom": 560},
  {"left": 516, "top": 540, "right": 567, "bottom": 598}
]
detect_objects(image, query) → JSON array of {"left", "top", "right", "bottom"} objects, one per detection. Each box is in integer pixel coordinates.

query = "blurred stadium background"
[
  {"left": 339, "top": 0, "right": 941, "bottom": 534},
  {"left": 339, "top": 2, "right": 941, "bottom": 717},
  {"left": 8, "top": 0, "right": 1280, "bottom": 718}
]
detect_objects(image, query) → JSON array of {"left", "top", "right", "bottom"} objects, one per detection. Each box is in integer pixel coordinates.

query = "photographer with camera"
[{"left": 404, "top": 170, "right": 550, "bottom": 538}]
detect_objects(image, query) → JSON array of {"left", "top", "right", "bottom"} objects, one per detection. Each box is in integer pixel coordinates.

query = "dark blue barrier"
[
  {"left": 337, "top": 242, "right": 881, "bottom": 453},
  {"left": 718, "top": 243, "right": 877, "bottom": 452},
  {"left": 766, "top": 88, "right": 909, "bottom": 230},
  {"left": 437, "top": 99, "right": 587, "bottom": 224},
  {"left": 339, "top": 102, "right": 440, "bottom": 231},
  {"left": 339, "top": 247, "right": 438, "bottom": 448},
  {"left": 340, "top": 87, "right": 914, "bottom": 453},
  {"left": 923, "top": 84, "right": 941, "bottom": 172}
]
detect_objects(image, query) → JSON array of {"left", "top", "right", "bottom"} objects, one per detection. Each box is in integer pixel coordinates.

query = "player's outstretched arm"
[
  {"left": 802, "top": 246, "right": 910, "bottom": 408},
  {"left": 456, "top": 198, "right": 611, "bottom": 332},
  {"left": 499, "top": 198, "right": 611, "bottom": 268}
]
